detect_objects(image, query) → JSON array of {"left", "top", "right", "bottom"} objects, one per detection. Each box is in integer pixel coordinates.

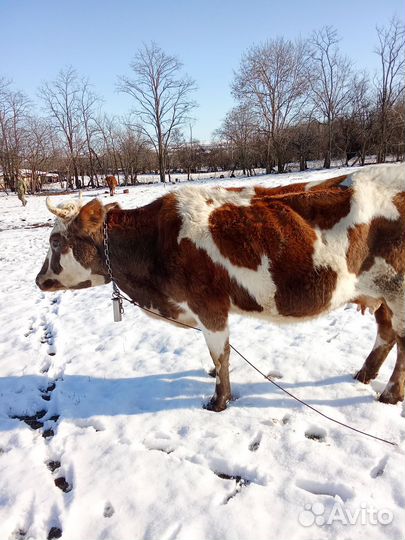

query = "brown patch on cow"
[
  {"left": 100, "top": 194, "right": 184, "bottom": 322},
  {"left": 254, "top": 184, "right": 307, "bottom": 197},
  {"left": 258, "top": 189, "right": 352, "bottom": 230},
  {"left": 253, "top": 175, "right": 348, "bottom": 199},
  {"left": 50, "top": 253, "right": 62, "bottom": 274},
  {"left": 41, "top": 279, "right": 63, "bottom": 290},
  {"left": 206, "top": 198, "right": 214, "bottom": 205},
  {"left": 74, "top": 199, "right": 106, "bottom": 237},
  {"left": 172, "top": 238, "right": 263, "bottom": 330},
  {"left": 49, "top": 232, "right": 69, "bottom": 274},
  {"left": 368, "top": 216, "right": 405, "bottom": 274},
  {"left": 226, "top": 187, "right": 244, "bottom": 193},
  {"left": 105, "top": 202, "right": 121, "bottom": 212},
  {"left": 209, "top": 194, "right": 338, "bottom": 317},
  {"left": 309, "top": 174, "right": 348, "bottom": 191},
  {"left": 71, "top": 280, "right": 92, "bottom": 289},
  {"left": 275, "top": 266, "right": 337, "bottom": 317},
  {"left": 206, "top": 339, "right": 232, "bottom": 411},
  {"left": 37, "top": 258, "right": 49, "bottom": 277},
  {"left": 347, "top": 194, "right": 405, "bottom": 275},
  {"left": 346, "top": 224, "right": 370, "bottom": 274},
  {"left": 229, "top": 276, "right": 263, "bottom": 313}
]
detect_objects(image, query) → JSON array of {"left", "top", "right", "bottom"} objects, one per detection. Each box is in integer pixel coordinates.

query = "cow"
[
  {"left": 36, "top": 164, "right": 405, "bottom": 411},
  {"left": 105, "top": 175, "right": 118, "bottom": 196}
]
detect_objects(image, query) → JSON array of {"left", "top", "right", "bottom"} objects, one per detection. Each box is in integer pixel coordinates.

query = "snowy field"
[{"left": 0, "top": 167, "right": 404, "bottom": 540}]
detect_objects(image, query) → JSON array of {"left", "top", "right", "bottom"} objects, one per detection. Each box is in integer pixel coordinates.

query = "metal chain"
[{"left": 103, "top": 217, "right": 124, "bottom": 317}]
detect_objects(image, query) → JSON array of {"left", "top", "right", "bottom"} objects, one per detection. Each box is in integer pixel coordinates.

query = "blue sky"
[{"left": 1, "top": 0, "right": 404, "bottom": 141}]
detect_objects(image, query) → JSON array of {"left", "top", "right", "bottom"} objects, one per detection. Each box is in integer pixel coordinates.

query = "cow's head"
[{"left": 36, "top": 197, "right": 118, "bottom": 292}]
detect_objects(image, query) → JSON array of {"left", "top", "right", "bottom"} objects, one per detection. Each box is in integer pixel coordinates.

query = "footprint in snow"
[
  {"left": 267, "top": 370, "right": 283, "bottom": 380},
  {"left": 370, "top": 455, "right": 389, "bottom": 478},
  {"left": 47, "top": 527, "right": 62, "bottom": 540},
  {"left": 10, "top": 528, "right": 27, "bottom": 540},
  {"left": 304, "top": 426, "right": 327, "bottom": 443},
  {"left": 46, "top": 460, "right": 61, "bottom": 473},
  {"left": 103, "top": 502, "right": 115, "bottom": 518},
  {"left": 54, "top": 476, "right": 72, "bottom": 493},
  {"left": 248, "top": 431, "right": 262, "bottom": 451},
  {"left": 296, "top": 478, "right": 354, "bottom": 502}
]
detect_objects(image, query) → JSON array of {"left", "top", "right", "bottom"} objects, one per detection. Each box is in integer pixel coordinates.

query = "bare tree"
[
  {"left": 79, "top": 79, "right": 102, "bottom": 187},
  {"left": 39, "top": 67, "right": 86, "bottom": 189},
  {"left": 23, "top": 116, "right": 55, "bottom": 191},
  {"left": 118, "top": 42, "right": 197, "bottom": 182},
  {"left": 216, "top": 105, "right": 258, "bottom": 175},
  {"left": 95, "top": 114, "right": 121, "bottom": 178},
  {"left": 233, "top": 37, "right": 310, "bottom": 173},
  {"left": 0, "top": 78, "right": 31, "bottom": 190},
  {"left": 374, "top": 17, "right": 405, "bottom": 162},
  {"left": 310, "top": 27, "right": 353, "bottom": 168},
  {"left": 117, "top": 120, "right": 150, "bottom": 184}
]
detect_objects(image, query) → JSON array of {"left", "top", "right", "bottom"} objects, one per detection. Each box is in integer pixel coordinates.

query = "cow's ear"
[
  {"left": 77, "top": 199, "right": 106, "bottom": 235},
  {"left": 105, "top": 202, "right": 121, "bottom": 212}
]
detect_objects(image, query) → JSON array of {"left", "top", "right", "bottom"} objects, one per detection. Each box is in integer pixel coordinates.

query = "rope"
[{"left": 116, "top": 291, "right": 398, "bottom": 448}]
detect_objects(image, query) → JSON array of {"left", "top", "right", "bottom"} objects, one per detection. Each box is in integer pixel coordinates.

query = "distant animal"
[
  {"left": 36, "top": 164, "right": 405, "bottom": 411},
  {"left": 105, "top": 175, "right": 118, "bottom": 196}
]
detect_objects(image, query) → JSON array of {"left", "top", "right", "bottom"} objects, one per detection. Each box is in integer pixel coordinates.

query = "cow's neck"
[{"left": 103, "top": 204, "right": 164, "bottom": 310}]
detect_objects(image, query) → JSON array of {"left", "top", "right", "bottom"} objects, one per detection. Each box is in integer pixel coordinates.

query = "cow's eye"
[{"left": 50, "top": 237, "right": 60, "bottom": 249}]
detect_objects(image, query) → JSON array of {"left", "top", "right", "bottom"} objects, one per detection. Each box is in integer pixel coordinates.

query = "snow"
[{"left": 0, "top": 167, "right": 404, "bottom": 540}]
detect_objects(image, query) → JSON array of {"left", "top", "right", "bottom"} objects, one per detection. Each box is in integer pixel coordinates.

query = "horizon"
[{"left": 1, "top": 0, "right": 404, "bottom": 142}]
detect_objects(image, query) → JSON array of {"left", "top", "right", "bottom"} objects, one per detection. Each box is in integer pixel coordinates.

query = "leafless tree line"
[
  {"left": 218, "top": 18, "right": 404, "bottom": 173},
  {"left": 0, "top": 18, "right": 404, "bottom": 192}
]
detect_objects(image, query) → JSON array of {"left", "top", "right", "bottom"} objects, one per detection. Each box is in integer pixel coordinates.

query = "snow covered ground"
[{"left": 0, "top": 167, "right": 404, "bottom": 540}]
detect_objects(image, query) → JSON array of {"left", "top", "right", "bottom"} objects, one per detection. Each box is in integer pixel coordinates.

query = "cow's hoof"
[
  {"left": 354, "top": 369, "right": 375, "bottom": 384},
  {"left": 379, "top": 386, "right": 404, "bottom": 405},
  {"left": 203, "top": 396, "right": 229, "bottom": 412},
  {"left": 207, "top": 368, "right": 216, "bottom": 378}
]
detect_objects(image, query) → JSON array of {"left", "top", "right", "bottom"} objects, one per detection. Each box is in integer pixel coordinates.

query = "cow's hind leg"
[
  {"left": 379, "top": 297, "right": 405, "bottom": 404},
  {"left": 354, "top": 303, "right": 396, "bottom": 384},
  {"left": 379, "top": 335, "right": 405, "bottom": 404},
  {"left": 202, "top": 326, "right": 231, "bottom": 412}
]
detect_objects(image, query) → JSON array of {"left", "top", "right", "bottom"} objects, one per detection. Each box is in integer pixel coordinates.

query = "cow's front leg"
[{"left": 202, "top": 326, "right": 231, "bottom": 412}]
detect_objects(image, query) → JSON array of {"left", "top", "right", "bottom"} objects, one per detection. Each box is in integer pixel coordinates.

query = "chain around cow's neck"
[{"left": 103, "top": 216, "right": 124, "bottom": 320}]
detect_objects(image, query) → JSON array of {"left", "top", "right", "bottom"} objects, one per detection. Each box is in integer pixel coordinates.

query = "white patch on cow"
[
  {"left": 356, "top": 256, "right": 405, "bottom": 335},
  {"left": 373, "top": 334, "right": 388, "bottom": 351},
  {"left": 175, "top": 302, "right": 199, "bottom": 327},
  {"left": 52, "top": 217, "right": 68, "bottom": 234},
  {"left": 311, "top": 164, "right": 404, "bottom": 311},
  {"left": 304, "top": 176, "right": 347, "bottom": 191},
  {"left": 312, "top": 226, "right": 358, "bottom": 310},
  {"left": 202, "top": 327, "right": 229, "bottom": 361},
  {"left": 348, "top": 164, "right": 402, "bottom": 223},
  {"left": 53, "top": 249, "right": 104, "bottom": 288}
]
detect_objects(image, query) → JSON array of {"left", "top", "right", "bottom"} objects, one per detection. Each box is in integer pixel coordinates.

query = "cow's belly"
[{"left": 227, "top": 256, "right": 367, "bottom": 326}]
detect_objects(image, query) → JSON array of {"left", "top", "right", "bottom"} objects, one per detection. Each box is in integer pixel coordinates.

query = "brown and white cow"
[
  {"left": 105, "top": 175, "right": 118, "bottom": 196},
  {"left": 36, "top": 164, "right": 405, "bottom": 411}
]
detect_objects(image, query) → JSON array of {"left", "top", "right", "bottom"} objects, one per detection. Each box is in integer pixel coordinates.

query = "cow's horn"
[{"left": 46, "top": 197, "right": 79, "bottom": 220}]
